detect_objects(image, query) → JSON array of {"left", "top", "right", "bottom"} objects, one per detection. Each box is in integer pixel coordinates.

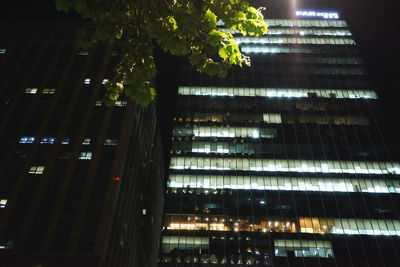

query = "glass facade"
[
  {"left": 160, "top": 4, "right": 400, "bottom": 267},
  {"left": 0, "top": 22, "right": 164, "bottom": 266}
]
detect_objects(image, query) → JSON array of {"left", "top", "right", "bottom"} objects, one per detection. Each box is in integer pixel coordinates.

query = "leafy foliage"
[{"left": 55, "top": 0, "right": 268, "bottom": 106}]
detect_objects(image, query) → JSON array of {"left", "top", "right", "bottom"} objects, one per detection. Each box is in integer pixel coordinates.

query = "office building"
[
  {"left": 0, "top": 22, "right": 164, "bottom": 266},
  {"left": 160, "top": 2, "right": 400, "bottom": 266}
]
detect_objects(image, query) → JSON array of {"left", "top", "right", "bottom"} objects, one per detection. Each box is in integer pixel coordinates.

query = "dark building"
[
  {"left": 159, "top": 2, "right": 400, "bottom": 266},
  {"left": 0, "top": 21, "right": 164, "bottom": 267}
]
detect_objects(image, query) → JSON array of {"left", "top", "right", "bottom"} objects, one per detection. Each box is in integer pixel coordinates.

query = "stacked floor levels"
[
  {"left": 0, "top": 22, "right": 164, "bottom": 267},
  {"left": 159, "top": 4, "right": 400, "bottom": 267}
]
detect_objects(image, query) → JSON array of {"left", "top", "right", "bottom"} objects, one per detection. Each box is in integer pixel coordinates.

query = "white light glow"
[{"left": 296, "top": 10, "right": 339, "bottom": 19}]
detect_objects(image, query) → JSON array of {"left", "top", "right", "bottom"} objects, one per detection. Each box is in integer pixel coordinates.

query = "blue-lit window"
[
  {"left": 61, "top": 138, "right": 70, "bottom": 145},
  {"left": 19, "top": 136, "right": 35, "bottom": 144},
  {"left": 41, "top": 137, "right": 55, "bottom": 144},
  {"left": 102, "top": 79, "right": 109, "bottom": 85},
  {"left": 0, "top": 49, "right": 6, "bottom": 54}
]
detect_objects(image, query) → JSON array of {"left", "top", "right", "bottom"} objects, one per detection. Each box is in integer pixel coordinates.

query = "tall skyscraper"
[
  {"left": 160, "top": 2, "right": 400, "bottom": 266},
  {"left": 0, "top": 22, "right": 164, "bottom": 266}
]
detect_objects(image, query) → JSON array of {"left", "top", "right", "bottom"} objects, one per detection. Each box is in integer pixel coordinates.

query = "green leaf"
[
  {"left": 218, "top": 47, "right": 228, "bottom": 59},
  {"left": 115, "top": 27, "right": 123, "bottom": 39},
  {"left": 149, "top": 87, "right": 157, "bottom": 97},
  {"left": 204, "top": 9, "right": 217, "bottom": 28}
]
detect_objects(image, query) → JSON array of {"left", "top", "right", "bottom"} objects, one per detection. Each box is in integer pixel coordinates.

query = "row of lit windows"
[
  {"left": 217, "top": 19, "right": 348, "bottom": 28},
  {"left": 173, "top": 126, "right": 277, "bottom": 139},
  {"left": 221, "top": 28, "right": 351, "bottom": 37},
  {"left": 28, "top": 154, "right": 96, "bottom": 173},
  {"left": 170, "top": 157, "right": 400, "bottom": 175},
  {"left": 234, "top": 36, "right": 355, "bottom": 46},
  {"left": 95, "top": 100, "right": 127, "bottom": 107},
  {"left": 25, "top": 88, "right": 55, "bottom": 95},
  {"left": 0, "top": 49, "right": 6, "bottom": 54},
  {"left": 85, "top": 78, "right": 109, "bottom": 85},
  {"left": 241, "top": 45, "right": 355, "bottom": 54},
  {"left": 178, "top": 86, "right": 378, "bottom": 99},
  {"left": 189, "top": 141, "right": 252, "bottom": 154},
  {"left": 161, "top": 236, "right": 208, "bottom": 253},
  {"left": 176, "top": 113, "right": 369, "bottom": 126},
  {"left": 275, "top": 239, "right": 333, "bottom": 258},
  {"left": 19, "top": 137, "right": 118, "bottom": 145},
  {"left": 165, "top": 215, "right": 400, "bottom": 237},
  {"left": 298, "top": 217, "right": 400, "bottom": 236},
  {"left": 160, "top": 254, "right": 269, "bottom": 265},
  {"left": 185, "top": 139, "right": 380, "bottom": 155},
  {"left": 162, "top": 236, "right": 330, "bottom": 256},
  {"left": 165, "top": 214, "right": 296, "bottom": 232},
  {"left": 265, "top": 19, "right": 348, "bottom": 28},
  {"left": 168, "top": 174, "right": 400, "bottom": 194}
]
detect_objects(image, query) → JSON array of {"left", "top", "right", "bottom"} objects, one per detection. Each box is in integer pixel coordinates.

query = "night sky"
[{"left": 2, "top": 0, "right": 399, "bottom": 161}]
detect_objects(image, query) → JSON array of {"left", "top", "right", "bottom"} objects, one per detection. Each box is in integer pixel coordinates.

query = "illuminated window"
[
  {"left": 19, "top": 136, "right": 35, "bottom": 144},
  {"left": 0, "top": 199, "right": 7, "bottom": 208},
  {"left": 234, "top": 36, "right": 355, "bottom": 46},
  {"left": 263, "top": 113, "right": 282, "bottom": 123},
  {"left": 299, "top": 217, "right": 400, "bottom": 237},
  {"left": 102, "top": 79, "right": 109, "bottom": 85},
  {"left": 167, "top": 174, "right": 400, "bottom": 194},
  {"left": 42, "top": 88, "right": 56, "bottom": 94},
  {"left": 274, "top": 239, "right": 333, "bottom": 258},
  {"left": 0, "top": 49, "right": 6, "bottom": 54},
  {"left": 25, "top": 88, "right": 37, "bottom": 94},
  {"left": 170, "top": 157, "right": 400, "bottom": 175},
  {"left": 0, "top": 240, "right": 14, "bottom": 250},
  {"left": 29, "top": 166, "right": 45, "bottom": 174},
  {"left": 104, "top": 138, "right": 118, "bottom": 146},
  {"left": 161, "top": 236, "right": 209, "bottom": 253},
  {"left": 82, "top": 138, "right": 91, "bottom": 145},
  {"left": 84, "top": 78, "right": 91, "bottom": 84},
  {"left": 174, "top": 126, "right": 277, "bottom": 139},
  {"left": 114, "top": 100, "right": 127, "bottom": 107},
  {"left": 40, "top": 137, "right": 55, "bottom": 144},
  {"left": 178, "top": 86, "right": 377, "bottom": 100},
  {"left": 79, "top": 152, "right": 92, "bottom": 160},
  {"left": 222, "top": 28, "right": 352, "bottom": 37},
  {"left": 95, "top": 100, "right": 102, "bottom": 106},
  {"left": 61, "top": 138, "right": 69, "bottom": 145},
  {"left": 266, "top": 19, "right": 347, "bottom": 27}
]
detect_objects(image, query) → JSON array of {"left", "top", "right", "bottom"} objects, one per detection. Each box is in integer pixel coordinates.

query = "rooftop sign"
[{"left": 296, "top": 10, "right": 339, "bottom": 20}]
